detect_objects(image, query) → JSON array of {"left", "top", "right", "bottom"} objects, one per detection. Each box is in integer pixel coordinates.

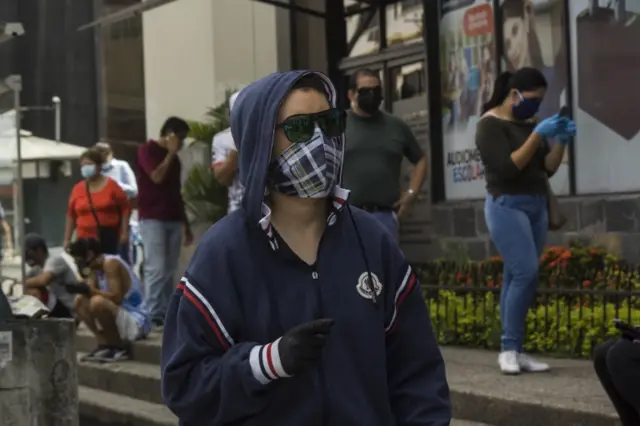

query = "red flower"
[
  {"left": 456, "top": 272, "right": 464, "bottom": 281},
  {"left": 487, "top": 280, "right": 494, "bottom": 288},
  {"left": 608, "top": 281, "right": 617, "bottom": 288},
  {"left": 582, "top": 280, "right": 591, "bottom": 288},
  {"left": 549, "top": 260, "right": 557, "bottom": 268}
]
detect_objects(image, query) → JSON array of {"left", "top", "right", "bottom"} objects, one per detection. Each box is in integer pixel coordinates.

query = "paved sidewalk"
[{"left": 443, "top": 346, "right": 619, "bottom": 425}]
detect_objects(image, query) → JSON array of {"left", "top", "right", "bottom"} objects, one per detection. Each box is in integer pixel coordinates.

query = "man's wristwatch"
[{"left": 406, "top": 189, "right": 416, "bottom": 198}]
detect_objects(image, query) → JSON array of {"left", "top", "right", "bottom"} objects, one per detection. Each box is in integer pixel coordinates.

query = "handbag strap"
[{"left": 85, "top": 180, "right": 102, "bottom": 228}]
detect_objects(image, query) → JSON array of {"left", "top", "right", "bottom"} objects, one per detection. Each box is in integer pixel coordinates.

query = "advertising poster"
[
  {"left": 440, "top": 0, "right": 496, "bottom": 199},
  {"left": 500, "top": 0, "right": 570, "bottom": 195},
  {"left": 569, "top": 1, "right": 640, "bottom": 193}
]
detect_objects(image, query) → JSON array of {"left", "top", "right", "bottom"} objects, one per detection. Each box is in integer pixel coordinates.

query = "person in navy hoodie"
[{"left": 160, "top": 70, "right": 451, "bottom": 426}]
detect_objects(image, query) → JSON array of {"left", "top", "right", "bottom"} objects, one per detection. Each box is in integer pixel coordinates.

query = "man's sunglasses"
[
  {"left": 357, "top": 86, "right": 382, "bottom": 97},
  {"left": 276, "top": 108, "right": 346, "bottom": 144}
]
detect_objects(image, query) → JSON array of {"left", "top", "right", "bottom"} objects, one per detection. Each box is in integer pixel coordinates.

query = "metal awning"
[
  {"left": 78, "top": 0, "right": 406, "bottom": 30},
  {"left": 78, "top": 0, "right": 177, "bottom": 31}
]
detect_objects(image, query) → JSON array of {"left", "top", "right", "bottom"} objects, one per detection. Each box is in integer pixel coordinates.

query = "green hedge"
[{"left": 418, "top": 243, "right": 640, "bottom": 358}]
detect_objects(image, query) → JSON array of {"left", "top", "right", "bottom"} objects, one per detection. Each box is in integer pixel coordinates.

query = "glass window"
[
  {"left": 385, "top": 1, "right": 424, "bottom": 47},
  {"left": 345, "top": 0, "right": 380, "bottom": 57},
  {"left": 391, "top": 62, "right": 426, "bottom": 102},
  {"left": 440, "top": 0, "right": 496, "bottom": 199},
  {"left": 97, "top": 0, "right": 146, "bottom": 144},
  {"left": 499, "top": 0, "right": 570, "bottom": 195},
  {"left": 389, "top": 61, "right": 430, "bottom": 253},
  {"left": 570, "top": 1, "right": 640, "bottom": 193}
]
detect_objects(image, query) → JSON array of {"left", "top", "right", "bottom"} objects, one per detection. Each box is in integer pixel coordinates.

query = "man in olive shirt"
[{"left": 343, "top": 68, "right": 428, "bottom": 240}]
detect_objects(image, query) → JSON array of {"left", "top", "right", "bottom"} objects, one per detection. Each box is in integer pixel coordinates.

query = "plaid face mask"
[{"left": 269, "top": 127, "right": 341, "bottom": 198}]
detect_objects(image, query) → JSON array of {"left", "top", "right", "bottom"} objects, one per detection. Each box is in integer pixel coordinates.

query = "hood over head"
[{"left": 230, "top": 70, "right": 341, "bottom": 225}]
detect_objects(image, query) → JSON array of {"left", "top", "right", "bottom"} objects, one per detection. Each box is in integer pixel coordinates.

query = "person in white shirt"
[
  {"left": 0, "top": 201, "right": 13, "bottom": 263},
  {"left": 95, "top": 141, "right": 138, "bottom": 264},
  {"left": 212, "top": 91, "right": 244, "bottom": 214},
  {"left": 95, "top": 141, "right": 138, "bottom": 199}
]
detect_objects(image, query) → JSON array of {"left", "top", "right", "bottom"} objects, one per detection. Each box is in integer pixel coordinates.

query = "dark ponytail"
[{"left": 481, "top": 71, "right": 512, "bottom": 114}]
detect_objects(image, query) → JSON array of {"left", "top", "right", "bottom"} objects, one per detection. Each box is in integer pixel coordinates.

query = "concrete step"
[
  {"left": 79, "top": 385, "right": 176, "bottom": 426},
  {"left": 442, "top": 347, "right": 619, "bottom": 426},
  {"left": 76, "top": 341, "right": 494, "bottom": 425},
  {"left": 76, "top": 328, "right": 162, "bottom": 365},
  {"left": 75, "top": 329, "right": 618, "bottom": 426},
  {"left": 78, "top": 353, "right": 162, "bottom": 405}
]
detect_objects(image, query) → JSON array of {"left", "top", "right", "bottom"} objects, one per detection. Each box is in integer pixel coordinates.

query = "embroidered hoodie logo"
[{"left": 356, "top": 272, "right": 382, "bottom": 300}]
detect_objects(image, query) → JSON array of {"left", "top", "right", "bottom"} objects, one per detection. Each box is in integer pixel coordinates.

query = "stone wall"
[
  {"left": 0, "top": 319, "right": 78, "bottom": 426},
  {"left": 428, "top": 193, "right": 640, "bottom": 263}
]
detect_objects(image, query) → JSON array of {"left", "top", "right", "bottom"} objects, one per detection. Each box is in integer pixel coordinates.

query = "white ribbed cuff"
[{"left": 249, "top": 338, "right": 291, "bottom": 385}]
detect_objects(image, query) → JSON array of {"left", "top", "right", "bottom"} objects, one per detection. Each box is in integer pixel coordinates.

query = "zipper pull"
[{"left": 312, "top": 271, "right": 319, "bottom": 280}]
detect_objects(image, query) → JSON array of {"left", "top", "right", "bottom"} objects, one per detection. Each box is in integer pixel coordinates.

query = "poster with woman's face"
[
  {"left": 500, "top": 0, "right": 570, "bottom": 195},
  {"left": 500, "top": 0, "right": 568, "bottom": 119}
]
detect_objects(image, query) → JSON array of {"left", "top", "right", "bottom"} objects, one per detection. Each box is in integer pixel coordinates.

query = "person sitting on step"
[
  {"left": 23, "top": 233, "right": 77, "bottom": 319},
  {"left": 68, "top": 238, "right": 151, "bottom": 362}
]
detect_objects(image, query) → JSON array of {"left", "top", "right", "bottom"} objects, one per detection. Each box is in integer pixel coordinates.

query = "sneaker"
[
  {"left": 96, "top": 347, "right": 130, "bottom": 363},
  {"left": 152, "top": 319, "right": 164, "bottom": 331},
  {"left": 498, "top": 350, "right": 521, "bottom": 375},
  {"left": 518, "top": 353, "right": 550, "bottom": 373},
  {"left": 81, "top": 346, "right": 110, "bottom": 362}
]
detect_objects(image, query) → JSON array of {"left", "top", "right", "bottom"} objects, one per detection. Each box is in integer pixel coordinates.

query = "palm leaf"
[{"left": 182, "top": 164, "right": 228, "bottom": 226}]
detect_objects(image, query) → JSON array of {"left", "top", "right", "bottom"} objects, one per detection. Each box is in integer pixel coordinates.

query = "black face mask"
[
  {"left": 357, "top": 87, "right": 383, "bottom": 115},
  {"left": 76, "top": 256, "right": 95, "bottom": 277}
]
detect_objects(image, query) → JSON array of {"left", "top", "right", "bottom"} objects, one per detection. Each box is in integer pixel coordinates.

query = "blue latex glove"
[
  {"left": 533, "top": 114, "right": 565, "bottom": 138},
  {"left": 556, "top": 120, "right": 576, "bottom": 146}
]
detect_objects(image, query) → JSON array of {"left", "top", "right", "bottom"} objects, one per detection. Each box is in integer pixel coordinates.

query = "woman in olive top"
[{"left": 475, "top": 68, "right": 575, "bottom": 375}]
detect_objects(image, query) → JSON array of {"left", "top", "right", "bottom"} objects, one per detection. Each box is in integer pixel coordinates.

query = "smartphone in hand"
[{"left": 64, "top": 282, "right": 92, "bottom": 296}]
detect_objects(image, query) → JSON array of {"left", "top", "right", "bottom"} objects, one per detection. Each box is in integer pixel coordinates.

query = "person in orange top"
[{"left": 64, "top": 148, "right": 131, "bottom": 255}]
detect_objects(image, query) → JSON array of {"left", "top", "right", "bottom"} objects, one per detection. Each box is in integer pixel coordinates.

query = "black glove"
[{"left": 278, "top": 318, "right": 335, "bottom": 376}]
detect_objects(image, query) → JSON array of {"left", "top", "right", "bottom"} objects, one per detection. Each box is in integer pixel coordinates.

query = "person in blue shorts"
[{"left": 69, "top": 238, "right": 151, "bottom": 362}]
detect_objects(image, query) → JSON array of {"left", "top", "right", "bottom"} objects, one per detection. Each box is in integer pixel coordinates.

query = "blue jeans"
[
  {"left": 119, "top": 225, "right": 138, "bottom": 265},
  {"left": 371, "top": 211, "right": 399, "bottom": 242},
  {"left": 139, "top": 220, "right": 183, "bottom": 322},
  {"left": 484, "top": 194, "right": 548, "bottom": 352}
]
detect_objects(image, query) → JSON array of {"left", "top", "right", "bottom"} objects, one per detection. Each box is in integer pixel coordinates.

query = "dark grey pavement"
[{"left": 75, "top": 327, "right": 620, "bottom": 426}]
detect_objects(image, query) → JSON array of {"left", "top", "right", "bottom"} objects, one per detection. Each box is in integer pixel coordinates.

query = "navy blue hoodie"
[{"left": 161, "top": 71, "right": 451, "bottom": 426}]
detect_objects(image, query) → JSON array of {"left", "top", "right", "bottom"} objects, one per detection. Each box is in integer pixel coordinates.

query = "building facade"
[{"left": 87, "top": 0, "right": 640, "bottom": 262}]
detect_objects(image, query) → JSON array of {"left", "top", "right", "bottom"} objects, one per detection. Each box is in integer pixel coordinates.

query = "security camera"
[{"left": 0, "top": 22, "right": 25, "bottom": 44}]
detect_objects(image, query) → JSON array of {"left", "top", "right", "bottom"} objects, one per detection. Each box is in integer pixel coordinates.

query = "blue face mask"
[
  {"left": 512, "top": 91, "right": 542, "bottom": 120},
  {"left": 81, "top": 165, "right": 97, "bottom": 179}
]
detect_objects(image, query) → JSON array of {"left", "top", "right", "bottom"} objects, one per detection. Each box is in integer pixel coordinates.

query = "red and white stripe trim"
[
  {"left": 258, "top": 185, "right": 350, "bottom": 252},
  {"left": 385, "top": 265, "right": 417, "bottom": 334},
  {"left": 249, "top": 338, "right": 291, "bottom": 385},
  {"left": 177, "top": 278, "right": 235, "bottom": 350}
]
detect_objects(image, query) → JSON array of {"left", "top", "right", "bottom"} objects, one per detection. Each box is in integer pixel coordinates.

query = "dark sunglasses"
[
  {"left": 276, "top": 108, "right": 346, "bottom": 144},
  {"left": 357, "top": 86, "right": 382, "bottom": 97}
]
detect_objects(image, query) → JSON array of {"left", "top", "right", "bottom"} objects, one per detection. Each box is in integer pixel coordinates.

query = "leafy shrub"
[
  {"left": 182, "top": 89, "right": 237, "bottom": 226},
  {"left": 418, "top": 242, "right": 640, "bottom": 358}
]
